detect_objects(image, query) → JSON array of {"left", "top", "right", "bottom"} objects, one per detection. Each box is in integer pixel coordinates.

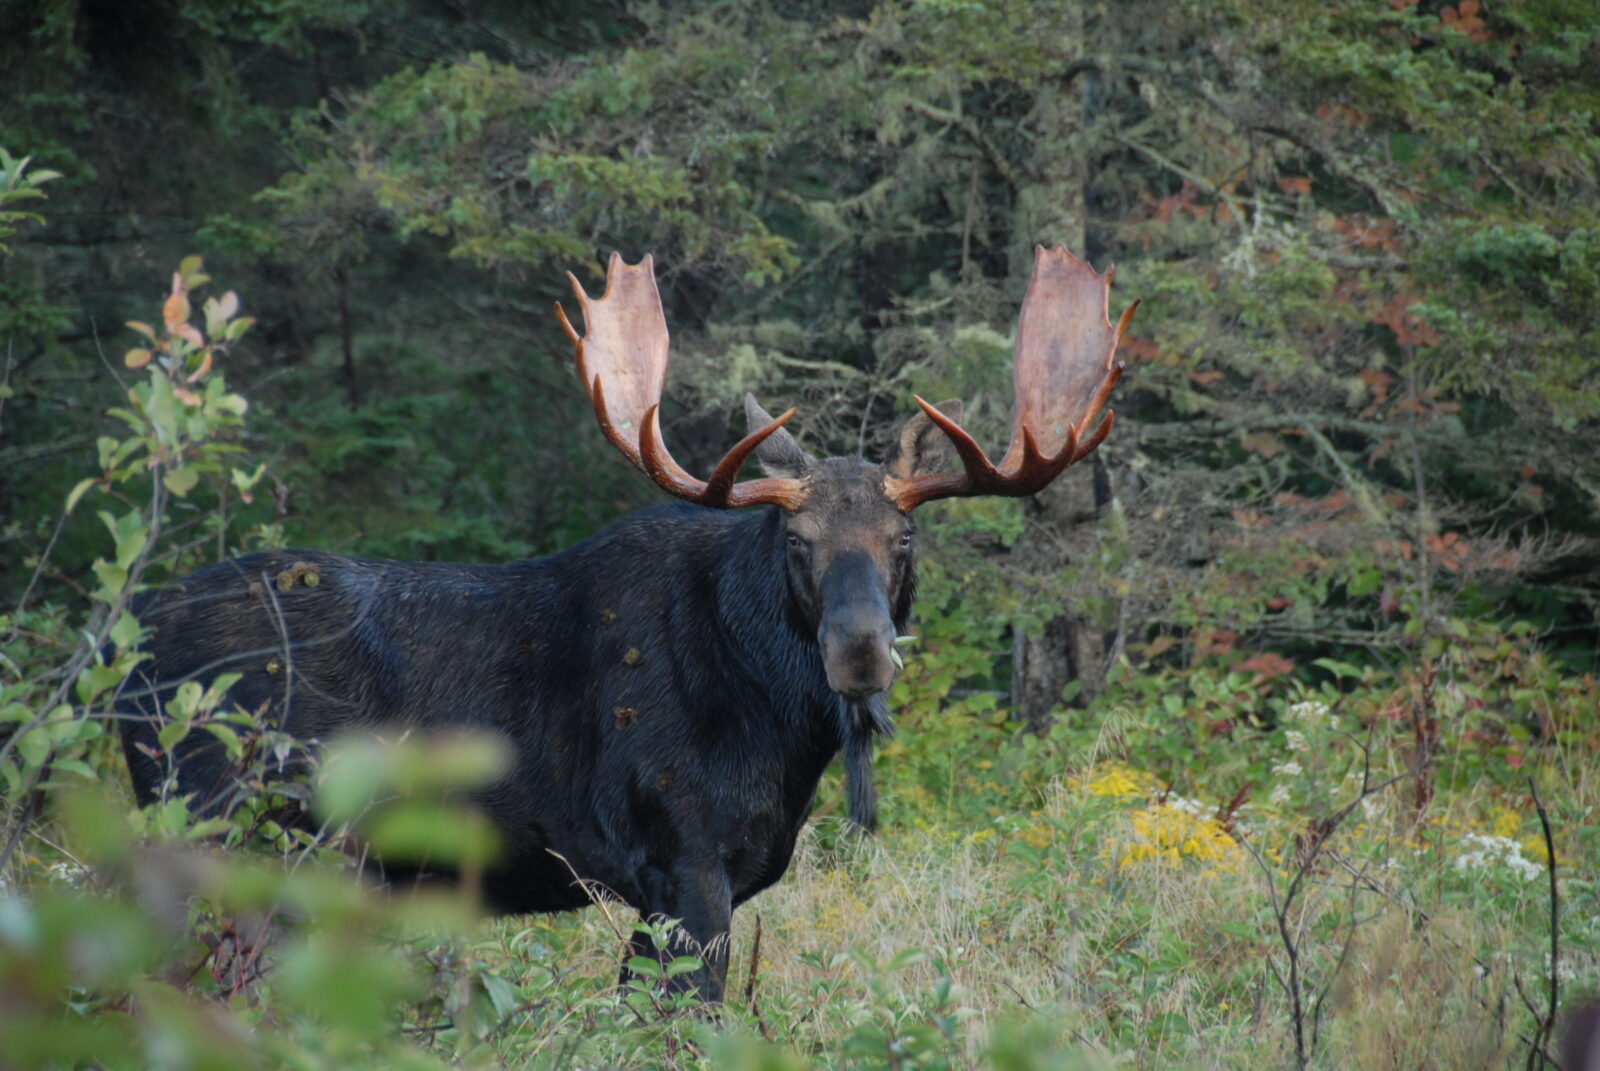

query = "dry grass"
[{"left": 477, "top": 760, "right": 1595, "bottom": 1069}]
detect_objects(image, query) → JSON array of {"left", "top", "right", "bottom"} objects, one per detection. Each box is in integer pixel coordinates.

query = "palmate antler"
[
  {"left": 555, "top": 253, "right": 808, "bottom": 510},
  {"left": 882, "top": 245, "right": 1137, "bottom": 512}
]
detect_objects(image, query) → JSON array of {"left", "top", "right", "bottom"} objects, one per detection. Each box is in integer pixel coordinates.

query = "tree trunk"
[{"left": 1009, "top": 7, "right": 1118, "bottom": 732}]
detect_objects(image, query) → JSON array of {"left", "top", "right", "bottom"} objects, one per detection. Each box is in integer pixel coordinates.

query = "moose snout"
[{"left": 819, "top": 615, "right": 896, "bottom": 698}]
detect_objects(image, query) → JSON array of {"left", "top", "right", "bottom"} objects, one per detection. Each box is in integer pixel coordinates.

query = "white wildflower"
[
  {"left": 1285, "top": 700, "right": 1330, "bottom": 725},
  {"left": 47, "top": 861, "right": 90, "bottom": 887},
  {"left": 1271, "top": 760, "right": 1303, "bottom": 778},
  {"left": 1269, "top": 783, "right": 1292, "bottom": 806},
  {"left": 1164, "top": 795, "right": 1208, "bottom": 817},
  {"left": 1452, "top": 832, "right": 1543, "bottom": 882},
  {"left": 1361, "top": 795, "right": 1385, "bottom": 823},
  {"left": 1283, "top": 729, "right": 1309, "bottom": 752}
]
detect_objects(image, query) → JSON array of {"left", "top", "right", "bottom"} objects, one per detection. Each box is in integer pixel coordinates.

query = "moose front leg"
[{"left": 623, "top": 859, "right": 733, "bottom": 1004}]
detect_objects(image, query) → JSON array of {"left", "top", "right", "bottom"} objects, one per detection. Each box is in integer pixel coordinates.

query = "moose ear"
[
  {"left": 745, "top": 393, "right": 810, "bottom": 479},
  {"left": 886, "top": 399, "right": 964, "bottom": 479}
]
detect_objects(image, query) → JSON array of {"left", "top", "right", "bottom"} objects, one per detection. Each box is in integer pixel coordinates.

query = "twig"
[
  {"left": 1526, "top": 778, "right": 1559, "bottom": 1071},
  {"left": 903, "top": 98, "right": 1023, "bottom": 192},
  {"left": 743, "top": 913, "right": 773, "bottom": 1040},
  {"left": 1110, "top": 132, "right": 1252, "bottom": 222}
]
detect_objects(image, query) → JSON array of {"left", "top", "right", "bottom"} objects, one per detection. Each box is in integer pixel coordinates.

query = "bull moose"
[{"left": 118, "top": 245, "right": 1135, "bottom": 1000}]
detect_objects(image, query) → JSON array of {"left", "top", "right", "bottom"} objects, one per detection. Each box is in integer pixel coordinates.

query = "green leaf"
[
  {"left": 16, "top": 727, "right": 51, "bottom": 769},
  {"left": 163, "top": 466, "right": 200, "bottom": 497},
  {"left": 664, "top": 955, "right": 703, "bottom": 978},
  {"left": 481, "top": 973, "right": 517, "bottom": 1019},
  {"left": 65, "top": 478, "right": 97, "bottom": 514},
  {"left": 109, "top": 610, "right": 143, "bottom": 651},
  {"left": 626, "top": 956, "right": 664, "bottom": 980},
  {"left": 203, "top": 722, "right": 244, "bottom": 760},
  {"left": 50, "top": 759, "right": 96, "bottom": 780},
  {"left": 75, "top": 663, "right": 124, "bottom": 703},
  {"left": 184, "top": 817, "right": 235, "bottom": 840},
  {"left": 157, "top": 719, "right": 191, "bottom": 752}
]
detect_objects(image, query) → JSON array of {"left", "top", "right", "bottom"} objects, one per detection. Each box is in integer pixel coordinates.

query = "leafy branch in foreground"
[{"left": 1, "top": 257, "right": 264, "bottom": 871}]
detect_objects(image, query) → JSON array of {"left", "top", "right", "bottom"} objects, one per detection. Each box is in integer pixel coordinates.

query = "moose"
[{"left": 118, "top": 245, "right": 1135, "bottom": 1001}]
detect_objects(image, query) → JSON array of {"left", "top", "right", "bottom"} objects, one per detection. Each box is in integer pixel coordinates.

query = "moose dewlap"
[{"left": 118, "top": 246, "right": 1135, "bottom": 1001}]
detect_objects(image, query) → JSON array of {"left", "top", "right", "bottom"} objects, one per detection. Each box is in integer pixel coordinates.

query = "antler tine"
[
  {"left": 884, "top": 245, "right": 1135, "bottom": 512},
  {"left": 558, "top": 252, "right": 809, "bottom": 512}
]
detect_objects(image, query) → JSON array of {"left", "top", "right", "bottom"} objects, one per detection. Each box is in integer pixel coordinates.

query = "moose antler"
[
  {"left": 556, "top": 253, "right": 809, "bottom": 510},
  {"left": 883, "top": 245, "right": 1137, "bottom": 512}
]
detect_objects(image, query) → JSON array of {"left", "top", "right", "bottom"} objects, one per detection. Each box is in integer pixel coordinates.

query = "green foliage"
[
  {"left": 0, "top": 148, "right": 59, "bottom": 253},
  {"left": 2, "top": 3, "right": 1598, "bottom": 1068}
]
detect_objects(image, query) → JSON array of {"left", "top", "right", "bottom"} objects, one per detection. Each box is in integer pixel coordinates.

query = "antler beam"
[
  {"left": 883, "top": 245, "right": 1136, "bottom": 512},
  {"left": 556, "top": 253, "right": 808, "bottom": 511}
]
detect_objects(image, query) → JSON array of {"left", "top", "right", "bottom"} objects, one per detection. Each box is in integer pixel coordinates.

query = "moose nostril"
[{"left": 819, "top": 621, "right": 897, "bottom": 698}]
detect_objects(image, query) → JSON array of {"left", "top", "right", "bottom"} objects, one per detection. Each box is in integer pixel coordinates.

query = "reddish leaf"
[
  {"left": 1235, "top": 651, "right": 1295, "bottom": 682},
  {"left": 1276, "top": 175, "right": 1312, "bottom": 196},
  {"left": 1120, "top": 336, "right": 1163, "bottom": 364},
  {"left": 163, "top": 289, "right": 191, "bottom": 329},
  {"left": 1357, "top": 368, "right": 1393, "bottom": 402},
  {"left": 1241, "top": 431, "right": 1283, "bottom": 458},
  {"left": 1316, "top": 490, "right": 1352, "bottom": 512}
]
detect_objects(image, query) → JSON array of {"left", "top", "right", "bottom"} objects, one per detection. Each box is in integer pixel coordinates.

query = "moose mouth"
[{"left": 819, "top": 618, "right": 896, "bottom": 698}]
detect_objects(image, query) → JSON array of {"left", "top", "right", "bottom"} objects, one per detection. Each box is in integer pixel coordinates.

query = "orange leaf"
[
  {"left": 1235, "top": 651, "right": 1295, "bottom": 681},
  {"left": 1144, "top": 635, "right": 1178, "bottom": 659},
  {"left": 1241, "top": 431, "right": 1283, "bottom": 458},
  {"left": 164, "top": 290, "right": 191, "bottom": 329},
  {"left": 172, "top": 322, "right": 205, "bottom": 348},
  {"left": 1188, "top": 370, "right": 1223, "bottom": 387},
  {"left": 124, "top": 347, "right": 152, "bottom": 369},
  {"left": 1120, "top": 336, "right": 1163, "bottom": 364},
  {"left": 217, "top": 290, "right": 239, "bottom": 321},
  {"left": 1357, "top": 368, "right": 1393, "bottom": 402},
  {"left": 1277, "top": 175, "right": 1312, "bottom": 196},
  {"left": 1458, "top": 0, "right": 1478, "bottom": 16},
  {"left": 173, "top": 387, "right": 201, "bottom": 406}
]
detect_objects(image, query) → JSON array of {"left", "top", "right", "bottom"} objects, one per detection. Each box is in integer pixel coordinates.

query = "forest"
[{"left": 1, "top": 0, "right": 1597, "bottom": 1067}]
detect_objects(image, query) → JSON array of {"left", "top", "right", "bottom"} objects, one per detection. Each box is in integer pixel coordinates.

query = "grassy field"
[
  {"left": 423, "top": 733, "right": 1592, "bottom": 1070},
  {"left": 4, "top": 640, "right": 1595, "bottom": 1069}
]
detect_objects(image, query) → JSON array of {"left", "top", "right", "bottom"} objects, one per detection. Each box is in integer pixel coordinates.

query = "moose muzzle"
[{"left": 817, "top": 553, "right": 897, "bottom": 698}]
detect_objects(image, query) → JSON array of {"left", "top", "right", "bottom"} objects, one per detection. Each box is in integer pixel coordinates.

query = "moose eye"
[
  {"left": 898, "top": 531, "right": 913, "bottom": 549},
  {"left": 786, "top": 532, "right": 803, "bottom": 549}
]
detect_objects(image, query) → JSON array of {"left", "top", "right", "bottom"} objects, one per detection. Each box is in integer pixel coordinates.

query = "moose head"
[{"left": 557, "top": 246, "right": 1136, "bottom": 700}]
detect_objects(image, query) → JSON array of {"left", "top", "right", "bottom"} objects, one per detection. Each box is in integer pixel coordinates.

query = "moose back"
[{"left": 118, "top": 246, "right": 1135, "bottom": 1000}]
